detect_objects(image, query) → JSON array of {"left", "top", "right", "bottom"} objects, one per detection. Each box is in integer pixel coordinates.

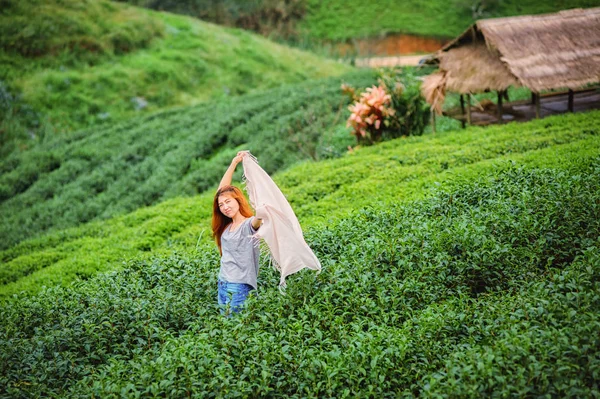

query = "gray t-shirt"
[{"left": 219, "top": 217, "right": 260, "bottom": 289}]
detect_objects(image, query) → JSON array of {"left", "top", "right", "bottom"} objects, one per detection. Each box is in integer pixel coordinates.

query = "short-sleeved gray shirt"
[{"left": 218, "top": 217, "right": 260, "bottom": 289}]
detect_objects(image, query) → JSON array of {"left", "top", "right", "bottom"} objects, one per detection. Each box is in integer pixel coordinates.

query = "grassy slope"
[
  {"left": 0, "top": 69, "right": 377, "bottom": 250},
  {"left": 300, "top": 0, "right": 600, "bottom": 40},
  {"left": 1, "top": 0, "right": 352, "bottom": 136},
  {"left": 1, "top": 110, "right": 598, "bottom": 299}
]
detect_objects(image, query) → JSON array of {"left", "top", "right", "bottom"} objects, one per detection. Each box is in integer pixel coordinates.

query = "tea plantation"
[
  {"left": 1, "top": 107, "right": 599, "bottom": 396},
  {"left": 2, "top": 110, "right": 598, "bottom": 298},
  {"left": 2, "top": 0, "right": 599, "bottom": 396},
  {"left": 0, "top": 68, "right": 384, "bottom": 251}
]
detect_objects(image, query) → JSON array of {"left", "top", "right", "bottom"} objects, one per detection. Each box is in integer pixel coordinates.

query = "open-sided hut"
[{"left": 422, "top": 7, "right": 600, "bottom": 125}]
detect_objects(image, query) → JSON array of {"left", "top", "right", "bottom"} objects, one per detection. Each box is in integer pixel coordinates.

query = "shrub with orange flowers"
[
  {"left": 346, "top": 84, "right": 395, "bottom": 143},
  {"left": 344, "top": 69, "right": 428, "bottom": 145}
]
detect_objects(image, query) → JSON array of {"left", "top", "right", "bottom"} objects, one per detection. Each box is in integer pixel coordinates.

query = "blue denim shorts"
[{"left": 217, "top": 280, "right": 254, "bottom": 315}]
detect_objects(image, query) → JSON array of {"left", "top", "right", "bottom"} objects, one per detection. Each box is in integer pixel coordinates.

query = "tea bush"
[
  {"left": 1, "top": 157, "right": 599, "bottom": 397},
  {"left": 1, "top": 110, "right": 598, "bottom": 298},
  {"left": 419, "top": 248, "right": 600, "bottom": 397},
  {"left": 278, "top": 110, "right": 600, "bottom": 226}
]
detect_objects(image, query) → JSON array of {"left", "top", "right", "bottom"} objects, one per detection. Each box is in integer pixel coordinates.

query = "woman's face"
[{"left": 217, "top": 193, "right": 240, "bottom": 218}]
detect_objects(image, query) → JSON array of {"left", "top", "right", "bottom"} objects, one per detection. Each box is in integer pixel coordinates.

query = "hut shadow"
[{"left": 444, "top": 88, "right": 600, "bottom": 126}]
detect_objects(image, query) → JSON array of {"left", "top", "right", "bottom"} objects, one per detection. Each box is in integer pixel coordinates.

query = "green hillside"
[
  {"left": 0, "top": 0, "right": 352, "bottom": 155},
  {"left": 1, "top": 110, "right": 598, "bottom": 299},
  {"left": 1, "top": 110, "right": 599, "bottom": 397},
  {"left": 300, "top": 0, "right": 600, "bottom": 41},
  {"left": 113, "top": 0, "right": 600, "bottom": 44},
  {"left": 0, "top": 69, "right": 380, "bottom": 250}
]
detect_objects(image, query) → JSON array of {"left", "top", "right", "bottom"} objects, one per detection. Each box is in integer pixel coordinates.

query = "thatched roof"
[
  {"left": 421, "top": 71, "right": 446, "bottom": 115},
  {"left": 422, "top": 7, "right": 600, "bottom": 110},
  {"left": 439, "top": 43, "right": 520, "bottom": 93}
]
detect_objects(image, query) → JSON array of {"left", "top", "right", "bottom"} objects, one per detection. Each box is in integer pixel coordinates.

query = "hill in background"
[
  {"left": 0, "top": 0, "right": 352, "bottom": 155},
  {"left": 114, "top": 0, "right": 600, "bottom": 47}
]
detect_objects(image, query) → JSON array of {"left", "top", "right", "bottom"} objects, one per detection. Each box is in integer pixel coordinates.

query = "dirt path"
[{"left": 354, "top": 55, "right": 427, "bottom": 68}]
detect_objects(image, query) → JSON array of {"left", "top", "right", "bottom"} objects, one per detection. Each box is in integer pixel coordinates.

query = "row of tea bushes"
[
  {"left": 1, "top": 110, "right": 598, "bottom": 299},
  {"left": 276, "top": 110, "right": 600, "bottom": 226},
  {"left": 0, "top": 70, "right": 376, "bottom": 250},
  {"left": 2, "top": 156, "right": 599, "bottom": 397}
]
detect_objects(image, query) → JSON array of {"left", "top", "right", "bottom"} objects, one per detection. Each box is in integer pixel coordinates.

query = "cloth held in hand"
[{"left": 242, "top": 154, "right": 321, "bottom": 287}]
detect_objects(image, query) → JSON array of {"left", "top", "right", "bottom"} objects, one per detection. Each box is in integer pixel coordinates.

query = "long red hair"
[{"left": 212, "top": 185, "right": 254, "bottom": 255}]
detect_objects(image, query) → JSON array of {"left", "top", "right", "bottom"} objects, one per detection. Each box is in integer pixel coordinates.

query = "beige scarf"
[{"left": 242, "top": 154, "right": 321, "bottom": 288}]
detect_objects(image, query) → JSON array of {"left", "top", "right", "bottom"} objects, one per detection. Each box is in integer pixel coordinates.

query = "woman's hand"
[
  {"left": 218, "top": 151, "right": 249, "bottom": 190},
  {"left": 232, "top": 151, "right": 248, "bottom": 165}
]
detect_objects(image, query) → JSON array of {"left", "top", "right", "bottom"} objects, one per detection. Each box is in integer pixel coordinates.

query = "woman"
[{"left": 212, "top": 151, "right": 262, "bottom": 315}]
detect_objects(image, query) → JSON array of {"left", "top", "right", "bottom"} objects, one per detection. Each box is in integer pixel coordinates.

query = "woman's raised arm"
[{"left": 218, "top": 151, "right": 248, "bottom": 190}]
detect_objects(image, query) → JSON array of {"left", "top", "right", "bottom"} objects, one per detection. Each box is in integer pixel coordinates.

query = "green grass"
[
  {"left": 0, "top": 0, "right": 352, "bottom": 152},
  {"left": 1, "top": 110, "right": 598, "bottom": 299},
  {"left": 299, "top": 0, "right": 600, "bottom": 41},
  {"left": 0, "top": 0, "right": 163, "bottom": 73},
  {"left": 113, "top": 0, "right": 600, "bottom": 53}
]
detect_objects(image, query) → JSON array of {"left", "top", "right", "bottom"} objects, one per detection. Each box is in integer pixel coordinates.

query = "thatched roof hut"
[{"left": 422, "top": 7, "right": 600, "bottom": 115}]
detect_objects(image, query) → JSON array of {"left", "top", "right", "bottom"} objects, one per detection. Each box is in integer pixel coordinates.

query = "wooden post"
[
  {"left": 466, "top": 94, "right": 472, "bottom": 125},
  {"left": 430, "top": 110, "right": 436, "bottom": 133},
  {"left": 534, "top": 92, "right": 541, "bottom": 118},
  {"left": 460, "top": 94, "right": 466, "bottom": 128},
  {"left": 568, "top": 89, "right": 574, "bottom": 112},
  {"left": 497, "top": 90, "right": 504, "bottom": 122},
  {"left": 531, "top": 92, "right": 536, "bottom": 104}
]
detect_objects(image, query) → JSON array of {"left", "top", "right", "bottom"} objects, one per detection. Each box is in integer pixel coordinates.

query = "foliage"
[
  {"left": 0, "top": 0, "right": 162, "bottom": 63},
  {"left": 346, "top": 84, "right": 396, "bottom": 143},
  {"left": 0, "top": 81, "right": 56, "bottom": 159},
  {"left": 115, "top": 0, "right": 306, "bottom": 41},
  {"left": 279, "top": 110, "right": 600, "bottom": 226},
  {"left": 376, "top": 68, "right": 428, "bottom": 139},
  {"left": 0, "top": 70, "right": 376, "bottom": 251},
  {"left": 3, "top": 2, "right": 598, "bottom": 394},
  {"left": 345, "top": 68, "right": 428, "bottom": 145},
  {"left": 1, "top": 110, "right": 598, "bottom": 299},
  {"left": 114, "top": 0, "right": 600, "bottom": 46},
  {"left": 1, "top": 155, "right": 599, "bottom": 397}
]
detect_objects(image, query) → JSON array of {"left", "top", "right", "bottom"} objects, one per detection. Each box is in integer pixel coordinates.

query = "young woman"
[{"left": 212, "top": 151, "right": 262, "bottom": 315}]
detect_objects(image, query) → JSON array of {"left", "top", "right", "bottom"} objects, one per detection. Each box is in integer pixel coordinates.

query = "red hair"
[{"left": 212, "top": 185, "right": 254, "bottom": 255}]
